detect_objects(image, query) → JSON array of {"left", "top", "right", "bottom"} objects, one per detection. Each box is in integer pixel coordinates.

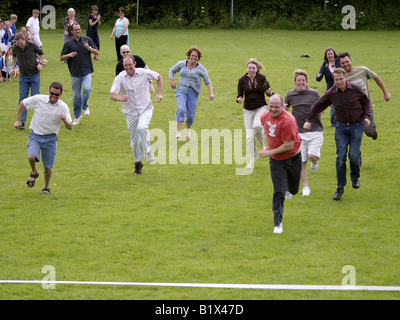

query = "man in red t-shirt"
[{"left": 260, "top": 94, "right": 302, "bottom": 234}]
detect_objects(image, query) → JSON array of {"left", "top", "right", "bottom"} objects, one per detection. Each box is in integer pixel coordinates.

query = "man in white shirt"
[
  {"left": 14, "top": 82, "right": 72, "bottom": 194},
  {"left": 110, "top": 55, "right": 163, "bottom": 175}
]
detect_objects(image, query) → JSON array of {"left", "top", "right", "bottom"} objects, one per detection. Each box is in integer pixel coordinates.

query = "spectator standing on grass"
[
  {"left": 237, "top": 58, "right": 273, "bottom": 169},
  {"left": 14, "top": 82, "right": 72, "bottom": 195},
  {"left": 304, "top": 68, "right": 371, "bottom": 201},
  {"left": 285, "top": 69, "right": 323, "bottom": 197},
  {"left": 10, "top": 32, "right": 44, "bottom": 129},
  {"left": 115, "top": 44, "right": 154, "bottom": 93},
  {"left": 316, "top": 47, "right": 341, "bottom": 128},
  {"left": 86, "top": 5, "right": 101, "bottom": 61},
  {"left": 110, "top": 55, "right": 163, "bottom": 176},
  {"left": 26, "top": 9, "right": 43, "bottom": 48},
  {"left": 169, "top": 46, "right": 214, "bottom": 140},
  {"left": 339, "top": 52, "right": 391, "bottom": 141},
  {"left": 110, "top": 7, "right": 129, "bottom": 61},
  {"left": 259, "top": 94, "right": 302, "bottom": 234},
  {"left": 63, "top": 8, "right": 79, "bottom": 43},
  {"left": 60, "top": 23, "right": 98, "bottom": 126}
]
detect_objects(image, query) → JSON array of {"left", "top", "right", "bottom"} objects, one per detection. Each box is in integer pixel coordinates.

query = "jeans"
[
  {"left": 269, "top": 152, "right": 302, "bottom": 227},
  {"left": 19, "top": 72, "right": 40, "bottom": 124},
  {"left": 71, "top": 73, "right": 92, "bottom": 119},
  {"left": 335, "top": 121, "right": 364, "bottom": 188},
  {"left": 176, "top": 87, "right": 199, "bottom": 127}
]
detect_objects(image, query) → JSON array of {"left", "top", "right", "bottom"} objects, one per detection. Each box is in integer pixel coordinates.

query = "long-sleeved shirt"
[
  {"left": 169, "top": 60, "right": 211, "bottom": 95},
  {"left": 306, "top": 82, "right": 371, "bottom": 124},
  {"left": 237, "top": 72, "right": 270, "bottom": 111}
]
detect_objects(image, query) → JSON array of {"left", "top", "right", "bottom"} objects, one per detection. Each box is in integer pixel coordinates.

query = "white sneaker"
[
  {"left": 302, "top": 186, "right": 311, "bottom": 196},
  {"left": 285, "top": 191, "right": 292, "bottom": 200},
  {"left": 310, "top": 162, "right": 318, "bottom": 173},
  {"left": 72, "top": 116, "right": 82, "bottom": 125},
  {"left": 147, "top": 151, "right": 156, "bottom": 163},
  {"left": 83, "top": 108, "right": 90, "bottom": 116},
  {"left": 273, "top": 223, "right": 283, "bottom": 234}
]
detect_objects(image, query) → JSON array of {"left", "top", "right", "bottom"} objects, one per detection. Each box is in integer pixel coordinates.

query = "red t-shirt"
[{"left": 260, "top": 109, "right": 301, "bottom": 160}]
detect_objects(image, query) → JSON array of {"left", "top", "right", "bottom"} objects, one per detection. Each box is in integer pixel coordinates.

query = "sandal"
[
  {"left": 41, "top": 188, "right": 50, "bottom": 195},
  {"left": 27, "top": 171, "right": 39, "bottom": 188}
]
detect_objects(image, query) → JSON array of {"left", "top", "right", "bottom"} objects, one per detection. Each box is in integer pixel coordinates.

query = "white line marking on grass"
[{"left": 1, "top": 280, "right": 400, "bottom": 291}]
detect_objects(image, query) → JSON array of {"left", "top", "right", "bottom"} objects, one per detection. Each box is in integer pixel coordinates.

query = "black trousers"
[
  {"left": 269, "top": 152, "right": 302, "bottom": 227},
  {"left": 115, "top": 35, "right": 128, "bottom": 61}
]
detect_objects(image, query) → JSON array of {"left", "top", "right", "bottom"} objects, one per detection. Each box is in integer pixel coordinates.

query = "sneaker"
[
  {"left": 83, "top": 108, "right": 90, "bottom": 116},
  {"left": 273, "top": 223, "right": 283, "bottom": 234},
  {"left": 302, "top": 186, "right": 311, "bottom": 196},
  {"left": 285, "top": 191, "right": 292, "bottom": 200},
  {"left": 147, "top": 151, "right": 156, "bottom": 163},
  {"left": 310, "top": 162, "right": 318, "bottom": 173},
  {"left": 72, "top": 116, "right": 82, "bottom": 125}
]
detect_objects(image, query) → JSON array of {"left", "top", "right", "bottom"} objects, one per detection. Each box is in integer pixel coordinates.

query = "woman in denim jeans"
[{"left": 169, "top": 46, "right": 214, "bottom": 140}]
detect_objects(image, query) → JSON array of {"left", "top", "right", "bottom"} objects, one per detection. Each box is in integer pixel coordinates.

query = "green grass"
[{"left": 0, "top": 28, "right": 399, "bottom": 300}]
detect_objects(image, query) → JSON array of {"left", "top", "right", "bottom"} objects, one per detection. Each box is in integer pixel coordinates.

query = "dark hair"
[
  {"left": 50, "top": 82, "right": 63, "bottom": 93},
  {"left": 15, "top": 32, "right": 25, "bottom": 41},
  {"left": 323, "top": 47, "right": 338, "bottom": 62},
  {"left": 338, "top": 52, "right": 351, "bottom": 60}
]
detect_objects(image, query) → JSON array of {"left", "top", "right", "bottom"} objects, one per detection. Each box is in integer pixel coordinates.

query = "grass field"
[{"left": 0, "top": 28, "right": 399, "bottom": 300}]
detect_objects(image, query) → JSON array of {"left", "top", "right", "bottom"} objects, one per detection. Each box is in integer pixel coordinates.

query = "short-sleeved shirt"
[
  {"left": 168, "top": 60, "right": 211, "bottom": 95},
  {"left": 346, "top": 66, "right": 377, "bottom": 106},
  {"left": 61, "top": 36, "right": 97, "bottom": 78},
  {"left": 260, "top": 109, "right": 302, "bottom": 161},
  {"left": 23, "top": 94, "right": 72, "bottom": 135},
  {"left": 12, "top": 40, "right": 44, "bottom": 76},
  {"left": 116, "top": 55, "right": 146, "bottom": 76},
  {"left": 110, "top": 68, "right": 160, "bottom": 116},
  {"left": 285, "top": 87, "right": 322, "bottom": 133},
  {"left": 237, "top": 73, "right": 270, "bottom": 111}
]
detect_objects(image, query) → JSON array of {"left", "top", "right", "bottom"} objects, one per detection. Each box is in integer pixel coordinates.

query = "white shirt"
[
  {"left": 23, "top": 94, "right": 72, "bottom": 135},
  {"left": 26, "top": 16, "right": 40, "bottom": 36},
  {"left": 110, "top": 68, "right": 159, "bottom": 116}
]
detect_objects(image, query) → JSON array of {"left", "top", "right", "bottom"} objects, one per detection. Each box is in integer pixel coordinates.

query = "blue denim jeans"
[
  {"left": 335, "top": 121, "right": 364, "bottom": 188},
  {"left": 176, "top": 87, "right": 199, "bottom": 127},
  {"left": 71, "top": 73, "right": 92, "bottom": 118},
  {"left": 19, "top": 72, "right": 40, "bottom": 124}
]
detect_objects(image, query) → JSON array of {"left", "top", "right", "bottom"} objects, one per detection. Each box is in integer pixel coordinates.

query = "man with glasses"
[
  {"left": 60, "top": 24, "right": 98, "bottom": 125},
  {"left": 10, "top": 32, "right": 45, "bottom": 129},
  {"left": 116, "top": 45, "right": 154, "bottom": 93},
  {"left": 14, "top": 82, "right": 73, "bottom": 195}
]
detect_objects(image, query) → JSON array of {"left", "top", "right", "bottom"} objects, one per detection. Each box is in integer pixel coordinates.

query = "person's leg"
[
  {"left": 348, "top": 122, "right": 365, "bottom": 183},
  {"left": 335, "top": 123, "right": 350, "bottom": 188},
  {"left": 19, "top": 75, "right": 30, "bottom": 125},
  {"left": 71, "top": 76, "right": 83, "bottom": 119},
  {"left": 81, "top": 73, "right": 92, "bottom": 113},
  {"left": 243, "top": 109, "right": 256, "bottom": 166},
  {"left": 287, "top": 153, "right": 302, "bottom": 196},
  {"left": 253, "top": 106, "right": 267, "bottom": 149},
  {"left": 269, "top": 158, "right": 287, "bottom": 227},
  {"left": 126, "top": 113, "right": 144, "bottom": 163},
  {"left": 137, "top": 105, "right": 154, "bottom": 155},
  {"left": 26, "top": 132, "right": 41, "bottom": 186},
  {"left": 175, "top": 91, "right": 187, "bottom": 138},
  {"left": 40, "top": 134, "right": 57, "bottom": 192},
  {"left": 185, "top": 87, "right": 199, "bottom": 140}
]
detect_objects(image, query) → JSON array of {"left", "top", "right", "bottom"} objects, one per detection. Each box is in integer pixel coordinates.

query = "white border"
[{"left": 1, "top": 280, "right": 399, "bottom": 291}]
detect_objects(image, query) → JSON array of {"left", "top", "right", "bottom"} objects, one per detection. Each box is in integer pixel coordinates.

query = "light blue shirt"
[{"left": 169, "top": 60, "right": 211, "bottom": 94}]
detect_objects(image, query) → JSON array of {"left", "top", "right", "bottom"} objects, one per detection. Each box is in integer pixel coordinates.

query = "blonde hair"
[
  {"left": 293, "top": 69, "right": 309, "bottom": 82},
  {"left": 247, "top": 58, "right": 264, "bottom": 72}
]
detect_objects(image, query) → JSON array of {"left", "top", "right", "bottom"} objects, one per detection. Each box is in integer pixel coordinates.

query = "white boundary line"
[{"left": 1, "top": 280, "right": 400, "bottom": 291}]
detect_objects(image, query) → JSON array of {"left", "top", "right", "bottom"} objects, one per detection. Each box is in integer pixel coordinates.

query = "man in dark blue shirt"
[{"left": 60, "top": 24, "right": 98, "bottom": 125}]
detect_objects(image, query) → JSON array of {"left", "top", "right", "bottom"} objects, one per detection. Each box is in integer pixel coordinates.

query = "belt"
[{"left": 286, "top": 151, "right": 301, "bottom": 161}]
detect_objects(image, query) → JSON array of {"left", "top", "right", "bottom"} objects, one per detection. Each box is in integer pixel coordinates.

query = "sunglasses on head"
[{"left": 50, "top": 92, "right": 60, "bottom": 96}]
